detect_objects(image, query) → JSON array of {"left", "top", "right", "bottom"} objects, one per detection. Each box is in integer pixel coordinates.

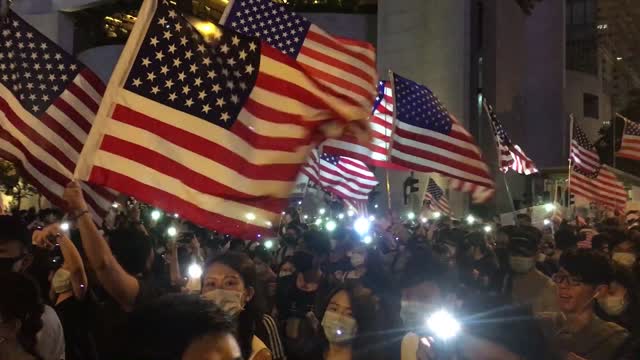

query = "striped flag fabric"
[
  {"left": 571, "top": 166, "right": 626, "bottom": 211},
  {"left": 220, "top": 0, "right": 377, "bottom": 112},
  {"left": 570, "top": 120, "right": 600, "bottom": 176},
  {"left": 344, "top": 199, "right": 368, "bottom": 216},
  {"left": 301, "top": 150, "right": 378, "bottom": 204},
  {"left": 424, "top": 178, "right": 451, "bottom": 215},
  {"left": 617, "top": 116, "right": 640, "bottom": 161},
  {"left": 0, "top": 11, "right": 115, "bottom": 222},
  {"left": 388, "top": 72, "right": 494, "bottom": 203},
  {"left": 323, "top": 81, "right": 404, "bottom": 168},
  {"left": 74, "top": 0, "right": 368, "bottom": 237},
  {"left": 485, "top": 102, "right": 537, "bottom": 175}
]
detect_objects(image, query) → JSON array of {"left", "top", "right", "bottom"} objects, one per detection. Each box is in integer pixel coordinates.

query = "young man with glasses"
[{"left": 539, "top": 248, "right": 630, "bottom": 360}]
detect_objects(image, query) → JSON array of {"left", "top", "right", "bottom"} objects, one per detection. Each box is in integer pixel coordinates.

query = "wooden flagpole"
[
  {"left": 483, "top": 100, "right": 516, "bottom": 212},
  {"left": 385, "top": 69, "right": 399, "bottom": 211}
]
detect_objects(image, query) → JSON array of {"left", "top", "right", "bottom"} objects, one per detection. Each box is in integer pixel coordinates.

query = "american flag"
[
  {"left": 301, "top": 150, "right": 377, "bottom": 204},
  {"left": 75, "top": 0, "right": 367, "bottom": 237},
  {"left": 220, "top": 0, "right": 377, "bottom": 112},
  {"left": 617, "top": 116, "right": 640, "bottom": 161},
  {"left": 0, "top": 11, "right": 115, "bottom": 222},
  {"left": 424, "top": 178, "right": 451, "bottom": 215},
  {"left": 570, "top": 119, "right": 600, "bottom": 176},
  {"left": 323, "top": 80, "right": 406, "bottom": 169},
  {"left": 389, "top": 72, "right": 494, "bottom": 203},
  {"left": 570, "top": 122, "right": 626, "bottom": 210},
  {"left": 485, "top": 102, "right": 537, "bottom": 175}
]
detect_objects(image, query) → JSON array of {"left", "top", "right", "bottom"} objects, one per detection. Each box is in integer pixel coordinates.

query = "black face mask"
[
  {"left": 0, "top": 256, "right": 23, "bottom": 273},
  {"left": 292, "top": 251, "right": 314, "bottom": 273}
]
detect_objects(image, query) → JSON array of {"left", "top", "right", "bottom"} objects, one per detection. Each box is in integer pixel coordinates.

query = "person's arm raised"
[{"left": 63, "top": 181, "right": 140, "bottom": 311}]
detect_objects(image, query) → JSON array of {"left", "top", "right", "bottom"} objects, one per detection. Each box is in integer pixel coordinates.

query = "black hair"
[
  {"left": 251, "top": 245, "right": 272, "bottom": 264},
  {"left": 516, "top": 213, "right": 532, "bottom": 222},
  {"left": 205, "top": 251, "right": 264, "bottom": 359},
  {"left": 559, "top": 248, "right": 613, "bottom": 286},
  {"left": 399, "top": 248, "right": 449, "bottom": 291},
  {"left": 119, "top": 294, "right": 235, "bottom": 360},
  {"left": 107, "top": 226, "right": 153, "bottom": 275},
  {"left": 285, "top": 222, "right": 303, "bottom": 238},
  {"left": 591, "top": 233, "right": 612, "bottom": 252},
  {"left": 554, "top": 227, "right": 578, "bottom": 251},
  {"left": 460, "top": 294, "right": 550, "bottom": 359},
  {"left": 302, "top": 229, "right": 331, "bottom": 256},
  {"left": 0, "top": 272, "right": 44, "bottom": 360},
  {"left": 317, "top": 285, "right": 385, "bottom": 360},
  {"left": 229, "top": 238, "right": 246, "bottom": 252},
  {"left": 0, "top": 215, "right": 30, "bottom": 250}
]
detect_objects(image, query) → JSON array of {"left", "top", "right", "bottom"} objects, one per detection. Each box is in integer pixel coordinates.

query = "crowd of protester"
[{"left": 2, "top": 182, "right": 640, "bottom": 359}]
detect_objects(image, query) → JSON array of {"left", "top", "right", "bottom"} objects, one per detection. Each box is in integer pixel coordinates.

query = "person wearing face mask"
[
  {"left": 309, "top": 286, "right": 384, "bottom": 360},
  {"left": 275, "top": 224, "right": 302, "bottom": 268},
  {"left": 201, "top": 251, "right": 279, "bottom": 360},
  {"left": 610, "top": 235, "right": 639, "bottom": 268},
  {"left": 501, "top": 230, "right": 558, "bottom": 314},
  {"left": 33, "top": 224, "right": 97, "bottom": 360},
  {"left": 538, "top": 249, "right": 629, "bottom": 360},
  {"left": 276, "top": 230, "right": 332, "bottom": 360},
  {"left": 0, "top": 216, "right": 65, "bottom": 360},
  {"left": 595, "top": 264, "right": 640, "bottom": 335}
]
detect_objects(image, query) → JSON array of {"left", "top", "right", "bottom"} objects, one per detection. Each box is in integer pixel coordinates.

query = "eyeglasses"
[{"left": 552, "top": 273, "right": 585, "bottom": 287}]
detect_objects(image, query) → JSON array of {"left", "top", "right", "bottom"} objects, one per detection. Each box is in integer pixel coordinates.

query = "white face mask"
[
  {"left": 598, "top": 295, "right": 628, "bottom": 316},
  {"left": 509, "top": 256, "right": 535, "bottom": 273},
  {"left": 278, "top": 270, "right": 293, "bottom": 278},
  {"left": 400, "top": 301, "right": 430, "bottom": 328},
  {"left": 612, "top": 252, "right": 636, "bottom": 267},
  {"left": 321, "top": 310, "right": 357, "bottom": 343},
  {"left": 537, "top": 253, "right": 547, "bottom": 262},
  {"left": 201, "top": 289, "right": 245, "bottom": 316},
  {"left": 349, "top": 253, "right": 365, "bottom": 267}
]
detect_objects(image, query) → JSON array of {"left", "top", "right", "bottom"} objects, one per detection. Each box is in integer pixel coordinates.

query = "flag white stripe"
[{"left": 46, "top": 105, "right": 88, "bottom": 143}]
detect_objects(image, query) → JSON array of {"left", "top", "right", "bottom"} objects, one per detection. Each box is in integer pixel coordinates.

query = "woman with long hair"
[
  {"left": 312, "top": 285, "right": 384, "bottom": 360},
  {"left": 201, "top": 251, "right": 282, "bottom": 360},
  {"left": 0, "top": 272, "right": 44, "bottom": 360}
]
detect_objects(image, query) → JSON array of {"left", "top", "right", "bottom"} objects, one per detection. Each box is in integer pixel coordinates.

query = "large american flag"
[
  {"left": 388, "top": 73, "right": 494, "bottom": 203},
  {"left": 570, "top": 119, "right": 600, "bottom": 176},
  {"left": 485, "top": 102, "right": 537, "bottom": 175},
  {"left": 0, "top": 11, "right": 115, "bottom": 222},
  {"left": 570, "top": 121, "right": 626, "bottom": 210},
  {"left": 75, "top": 0, "right": 367, "bottom": 237},
  {"left": 424, "top": 178, "right": 451, "bottom": 215},
  {"left": 617, "top": 115, "right": 640, "bottom": 161},
  {"left": 301, "top": 150, "right": 378, "bottom": 203},
  {"left": 220, "top": 0, "right": 377, "bottom": 112}
]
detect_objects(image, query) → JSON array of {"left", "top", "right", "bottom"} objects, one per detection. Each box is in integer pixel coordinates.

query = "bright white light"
[
  {"left": 298, "top": 201, "right": 302, "bottom": 205},
  {"left": 617, "top": 56, "right": 623, "bottom": 61},
  {"left": 188, "top": 263, "right": 203, "bottom": 278},
  {"left": 353, "top": 217, "right": 370, "bottom": 235},
  {"left": 421, "top": 217, "right": 428, "bottom": 223},
  {"left": 245, "top": 213, "right": 256, "bottom": 221},
  {"left": 433, "top": 212, "right": 442, "bottom": 219},
  {"left": 407, "top": 212, "right": 415, "bottom": 220},
  {"left": 544, "top": 203, "right": 556, "bottom": 213},
  {"left": 368, "top": 215, "right": 375, "bottom": 221},
  {"left": 167, "top": 226, "right": 177, "bottom": 237},
  {"left": 281, "top": 211, "right": 286, "bottom": 215},
  {"left": 466, "top": 215, "right": 476, "bottom": 225},
  {"left": 60, "top": 222, "right": 70, "bottom": 231},
  {"left": 374, "top": 204, "right": 378, "bottom": 208},
  {"left": 336, "top": 329, "right": 343, "bottom": 335},
  {"left": 426, "top": 310, "right": 461, "bottom": 341},
  {"left": 315, "top": 218, "right": 322, "bottom": 226},
  {"left": 483, "top": 225, "right": 492, "bottom": 233},
  {"left": 173, "top": 213, "right": 179, "bottom": 218},
  {"left": 151, "top": 210, "right": 161, "bottom": 221},
  {"left": 347, "top": 210, "right": 355, "bottom": 217},
  {"left": 265, "top": 221, "right": 272, "bottom": 227},
  {"left": 111, "top": 202, "right": 119, "bottom": 209},
  {"left": 543, "top": 219, "right": 551, "bottom": 226},
  {"left": 362, "top": 235, "right": 372, "bottom": 244},
  {"left": 303, "top": 214, "right": 309, "bottom": 220},
  {"left": 325, "top": 220, "right": 337, "bottom": 232},
  {"left": 319, "top": 208, "right": 326, "bottom": 215},
  {"left": 264, "top": 240, "right": 274, "bottom": 249},
  {"left": 338, "top": 213, "right": 345, "bottom": 219}
]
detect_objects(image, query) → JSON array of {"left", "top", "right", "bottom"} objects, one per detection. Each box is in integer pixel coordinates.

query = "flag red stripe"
[
  {"left": 305, "top": 29, "right": 375, "bottom": 69},
  {"left": 298, "top": 46, "right": 375, "bottom": 85},
  {"left": 88, "top": 166, "right": 275, "bottom": 238},
  {"left": 231, "top": 119, "right": 309, "bottom": 151},
  {"left": 39, "top": 112, "right": 83, "bottom": 153},
  {"left": 394, "top": 127, "right": 485, "bottom": 162},
  {"left": 243, "top": 98, "right": 313, "bottom": 128},
  {"left": 391, "top": 155, "right": 493, "bottom": 188},
  {"left": 298, "top": 63, "right": 373, "bottom": 103},
  {"left": 80, "top": 68, "right": 106, "bottom": 95},
  {"left": 111, "top": 105, "right": 301, "bottom": 180},
  {"left": 99, "top": 135, "right": 288, "bottom": 213},
  {"left": 392, "top": 141, "right": 490, "bottom": 179},
  {"left": 51, "top": 98, "right": 92, "bottom": 133},
  {"left": 0, "top": 97, "right": 75, "bottom": 172},
  {"left": 255, "top": 70, "right": 338, "bottom": 113},
  {"left": 67, "top": 82, "right": 99, "bottom": 113}
]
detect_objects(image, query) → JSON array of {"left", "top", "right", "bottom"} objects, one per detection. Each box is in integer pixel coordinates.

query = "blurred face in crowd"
[
  {"left": 553, "top": 268, "right": 604, "bottom": 314},
  {"left": 202, "top": 263, "right": 254, "bottom": 314},
  {"left": 347, "top": 246, "right": 367, "bottom": 268},
  {"left": 400, "top": 281, "right": 443, "bottom": 327},
  {"left": 0, "top": 239, "right": 30, "bottom": 273},
  {"left": 181, "top": 333, "right": 242, "bottom": 360},
  {"left": 597, "top": 281, "right": 630, "bottom": 316},
  {"left": 279, "top": 261, "right": 295, "bottom": 277},
  {"left": 611, "top": 240, "right": 637, "bottom": 268}
]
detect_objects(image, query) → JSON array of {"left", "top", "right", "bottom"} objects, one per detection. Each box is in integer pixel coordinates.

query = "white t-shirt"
[{"left": 37, "top": 305, "right": 66, "bottom": 360}]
